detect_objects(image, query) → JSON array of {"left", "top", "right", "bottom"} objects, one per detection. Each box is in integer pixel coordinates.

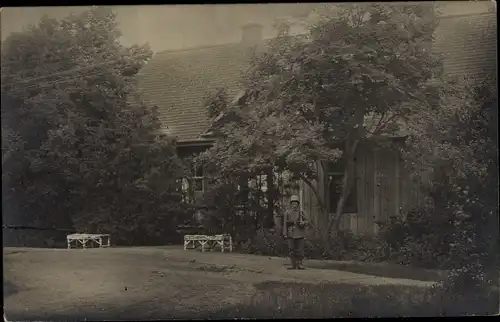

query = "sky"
[
  {"left": 0, "top": 4, "right": 319, "bottom": 53},
  {"left": 1, "top": 2, "right": 494, "bottom": 53}
]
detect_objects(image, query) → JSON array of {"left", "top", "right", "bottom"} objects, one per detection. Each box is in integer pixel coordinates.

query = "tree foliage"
[
  {"left": 399, "top": 75, "right": 498, "bottom": 288},
  {"left": 1, "top": 7, "right": 187, "bottom": 245},
  {"left": 198, "top": 3, "right": 444, "bottom": 236}
]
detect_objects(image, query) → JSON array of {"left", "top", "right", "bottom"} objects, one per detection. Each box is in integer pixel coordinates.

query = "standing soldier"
[{"left": 274, "top": 195, "right": 308, "bottom": 270}]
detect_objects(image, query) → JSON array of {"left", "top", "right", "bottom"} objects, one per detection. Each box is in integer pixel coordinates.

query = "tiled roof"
[
  {"left": 434, "top": 12, "right": 497, "bottom": 80},
  {"left": 138, "top": 12, "right": 496, "bottom": 142},
  {"left": 137, "top": 43, "right": 258, "bottom": 142}
]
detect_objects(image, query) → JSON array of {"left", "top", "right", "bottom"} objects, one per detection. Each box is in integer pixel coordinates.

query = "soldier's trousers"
[{"left": 287, "top": 237, "right": 305, "bottom": 264}]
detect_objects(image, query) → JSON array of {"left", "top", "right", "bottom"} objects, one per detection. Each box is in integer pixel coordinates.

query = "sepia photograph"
[{"left": 2, "top": 1, "right": 498, "bottom": 320}]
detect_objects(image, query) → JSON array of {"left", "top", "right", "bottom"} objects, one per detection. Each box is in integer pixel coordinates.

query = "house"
[
  {"left": 137, "top": 10, "right": 496, "bottom": 235},
  {"left": 137, "top": 22, "right": 264, "bottom": 208}
]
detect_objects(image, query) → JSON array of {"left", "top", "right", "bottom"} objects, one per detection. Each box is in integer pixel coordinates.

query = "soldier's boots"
[
  {"left": 287, "top": 258, "right": 307, "bottom": 270},
  {"left": 287, "top": 257, "right": 297, "bottom": 270}
]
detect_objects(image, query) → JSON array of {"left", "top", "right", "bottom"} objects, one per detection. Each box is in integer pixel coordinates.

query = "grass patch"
[
  {"left": 194, "top": 264, "right": 236, "bottom": 273},
  {"left": 308, "top": 261, "right": 446, "bottom": 282},
  {"left": 208, "top": 281, "right": 499, "bottom": 318}
]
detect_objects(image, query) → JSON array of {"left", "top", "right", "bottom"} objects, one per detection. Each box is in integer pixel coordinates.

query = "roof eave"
[{"left": 176, "top": 139, "right": 216, "bottom": 148}]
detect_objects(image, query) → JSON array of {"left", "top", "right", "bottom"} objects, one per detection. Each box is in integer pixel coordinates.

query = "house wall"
[
  {"left": 179, "top": 140, "right": 430, "bottom": 235},
  {"left": 350, "top": 144, "right": 419, "bottom": 235},
  {"left": 301, "top": 142, "right": 427, "bottom": 236}
]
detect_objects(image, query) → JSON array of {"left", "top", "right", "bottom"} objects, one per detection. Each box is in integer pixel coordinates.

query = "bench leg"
[{"left": 201, "top": 240, "right": 209, "bottom": 252}]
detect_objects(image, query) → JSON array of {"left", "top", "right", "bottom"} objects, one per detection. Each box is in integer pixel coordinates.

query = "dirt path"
[
  {"left": 3, "top": 247, "right": 436, "bottom": 320},
  {"left": 157, "top": 247, "right": 438, "bottom": 286}
]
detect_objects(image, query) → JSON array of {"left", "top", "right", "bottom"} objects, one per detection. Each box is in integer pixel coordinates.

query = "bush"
[
  {"left": 379, "top": 178, "right": 498, "bottom": 283},
  {"left": 342, "top": 233, "right": 390, "bottom": 262},
  {"left": 3, "top": 228, "right": 68, "bottom": 248},
  {"left": 239, "top": 228, "right": 287, "bottom": 256},
  {"left": 239, "top": 228, "right": 388, "bottom": 262},
  {"left": 379, "top": 206, "right": 456, "bottom": 269}
]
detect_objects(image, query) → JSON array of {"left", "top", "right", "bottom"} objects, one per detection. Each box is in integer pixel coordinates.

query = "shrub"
[
  {"left": 239, "top": 228, "right": 287, "bottom": 256},
  {"left": 379, "top": 176, "right": 498, "bottom": 280},
  {"left": 379, "top": 206, "right": 456, "bottom": 269},
  {"left": 377, "top": 177, "right": 498, "bottom": 293},
  {"left": 342, "top": 233, "right": 390, "bottom": 262},
  {"left": 239, "top": 228, "right": 388, "bottom": 262}
]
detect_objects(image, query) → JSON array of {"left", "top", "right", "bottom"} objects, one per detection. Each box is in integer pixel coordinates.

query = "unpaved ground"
[{"left": 3, "top": 246, "right": 437, "bottom": 320}]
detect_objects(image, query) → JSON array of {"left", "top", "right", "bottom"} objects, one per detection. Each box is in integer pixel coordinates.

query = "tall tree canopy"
[
  {"left": 198, "top": 3, "right": 445, "bottom": 234},
  {"left": 401, "top": 74, "right": 498, "bottom": 287},
  {"left": 1, "top": 7, "right": 186, "bottom": 245}
]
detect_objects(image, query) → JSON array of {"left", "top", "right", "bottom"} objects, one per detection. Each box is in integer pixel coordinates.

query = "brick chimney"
[{"left": 240, "top": 22, "right": 263, "bottom": 44}]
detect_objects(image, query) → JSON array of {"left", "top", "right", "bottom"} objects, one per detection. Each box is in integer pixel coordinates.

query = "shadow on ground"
[
  {"left": 5, "top": 282, "right": 498, "bottom": 320},
  {"left": 213, "top": 281, "right": 500, "bottom": 318},
  {"left": 3, "top": 280, "right": 20, "bottom": 298},
  {"left": 306, "top": 261, "right": 446, "bottom": 282}
]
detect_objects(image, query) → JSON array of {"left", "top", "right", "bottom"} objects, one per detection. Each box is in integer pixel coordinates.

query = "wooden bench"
[
  {"left": 183, "top": 234, "right": 232, "bottom": 252},
  {"left": 67, "top": 233, "right": 111, "bottom": 249}
]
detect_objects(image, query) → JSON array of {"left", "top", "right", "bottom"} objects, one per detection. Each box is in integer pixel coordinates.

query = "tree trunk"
[
  {"left": 299, "top": 175, "right": 326, "bottom": 216},
  {"left": 329, "top": 104, "right": 366, "bottom": 234},
  {"left": 300, "top": 174, "right": 329, "bottom": 240},
  {"left": 266, "top": 168, "right": 275, "bottom": 229},
  {"left": 330, "top": 139, "right": 359, "bottom": 233}
]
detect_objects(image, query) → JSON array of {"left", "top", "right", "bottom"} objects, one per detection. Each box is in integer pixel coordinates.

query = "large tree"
[
  {"left": 198, "top": 3, "right": 444, "bottom": 236},
  {"left": 1, "top": 7, "right": 186, "bottom": 245},
  {"left": 400, "top": 73, "right": 498, "bottom": 287}
]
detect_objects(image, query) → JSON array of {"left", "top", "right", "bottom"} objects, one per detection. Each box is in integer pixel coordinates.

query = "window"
[
  {"left": 181, "top": 178, "right": 192, "bottom": 204},
  {"left": 248, "top": 175, "right": 268, "bottom": 193},
  {"left": 257, "top": 174, "right": 268, "bottom": 193},
  {"left": 248, "top": 174, "right": 268, "bottom": 208},
  {"left": 181, "top": 165, "right": 205, "bottom": 204},
  {"left": 327, "top": 159, "right": 357, "bottom": 214},
  {"left": 193, "top": 165, "right": 204, "bottom": 193}
]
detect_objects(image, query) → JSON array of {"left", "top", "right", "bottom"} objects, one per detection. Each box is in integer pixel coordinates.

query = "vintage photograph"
[{"left": 2, "top": 1, "right": 498, "bottom": 320}]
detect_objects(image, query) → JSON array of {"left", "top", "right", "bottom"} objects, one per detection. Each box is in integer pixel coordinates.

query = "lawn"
[
  {"left": 213, "top": 281, "right": 499, "bottom": 319},
  {"left": 305, "top": 260, "right": 447, "bottom": 282},
  {"left": 3, "top": 246, "right": 497, "bottom": 320}
]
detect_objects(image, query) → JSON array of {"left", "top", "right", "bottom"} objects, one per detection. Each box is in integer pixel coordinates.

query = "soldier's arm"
[{"left": 300, "top": 211, "right": 309, "bottom": 226}]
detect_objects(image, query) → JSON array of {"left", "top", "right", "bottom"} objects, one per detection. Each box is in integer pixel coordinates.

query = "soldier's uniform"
[{"left": 274, "top": 195, "right": 308, "bottom": 270}]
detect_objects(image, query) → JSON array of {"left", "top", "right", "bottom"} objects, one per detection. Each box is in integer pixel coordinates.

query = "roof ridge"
[
  {"left": 154, "top": 36, "right": 276, "bottom": 56},
  {"left": 155, "top": 41, "right": 257, "bottom": 56},
  {"left": 438, "top": 11, "right": 496, "bottom": 20}
]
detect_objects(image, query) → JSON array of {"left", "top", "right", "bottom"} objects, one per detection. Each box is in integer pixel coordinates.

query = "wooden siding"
[
  {"left": 180, "top": 142, "right": 428, "bottom": 235},
  {"left": 354, "top": 145, "right": 424, "bottom": 235},
  {"left": 300, "top": 160, "right": 327, "bottom": 238},
  {"left": 357, "top": 147, "right": 370, "bottom": 233},
  {"left": 302, "top": 143, "right": 426, "bottom": 236}
]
